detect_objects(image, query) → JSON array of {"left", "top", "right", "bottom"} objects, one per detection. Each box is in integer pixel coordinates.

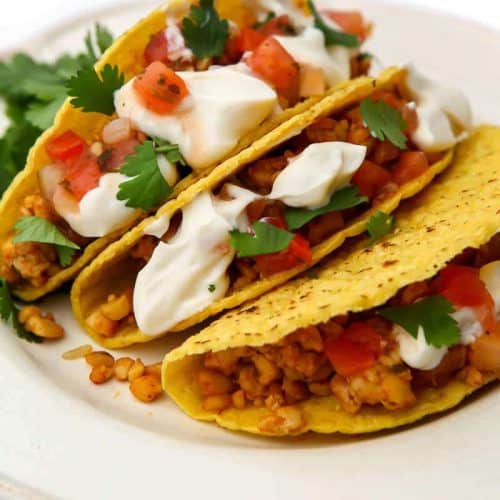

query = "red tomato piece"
[
  {"left": 133, "top": 61, "right": 189, "bottom": 115},
  {"left": 438, "top": 264, "right": 497, "bottom": 333},
  {"left": 392, "top": 152, "right": 429, "bottom": 185},
  {"left": 324, "top": 10, "right": 369, "bottom": 40},
  {"left": 46, "top": 131, "right": 87, "bottom": 164},
  {"left": 253, "top": 226, "right": 312, "bottom": 277},
  {"left": 258, "top": 15, "right": 293, "bottom": 36},
  {"left": 247, "top": 37, "right": 300, "bottom": 104},
  {"left": 64, "top": 154, "right": 102, "bottom": 201},
  {"left": 144, "top": 31, "right": 168, "bottom": 65},
  {"left": 238, "top": 28, "right": 267, "bottom": 53},
  {"left": 351, "top": 160, "right": 392, "bottom": 199},
  {"left": 324, "top": 322, "right": 383, "bottom": 377}
]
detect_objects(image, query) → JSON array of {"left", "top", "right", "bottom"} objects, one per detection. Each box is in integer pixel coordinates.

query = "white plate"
[{"left": 1, "top": 2, "right": 500, "bottom": 499}]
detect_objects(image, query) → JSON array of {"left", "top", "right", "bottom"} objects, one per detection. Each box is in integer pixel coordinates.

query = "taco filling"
[
  {"left": 83, "top": 66, "right": 471, "bottom": 339},
  {"left": 193, "top": 234, "right": 500, "bottom": 434},
  {"left": 1, "top": 0, "right": 373, "bottom": 292}
]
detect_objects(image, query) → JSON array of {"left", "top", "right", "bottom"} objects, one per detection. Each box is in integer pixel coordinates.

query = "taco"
[
  {"left": 0, "top": 0, "right": 373, "bottom": 301},
  {"left": 71, "top": 64, "right": 471, "bottom": 348},
  {"left": 162, "top": 126, "right": 500, "bottom": 436}
]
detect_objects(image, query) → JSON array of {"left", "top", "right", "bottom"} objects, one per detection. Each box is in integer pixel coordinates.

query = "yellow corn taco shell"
[
  {"left": 72, "top": 66, "right": 453, "bottom": 349},
  {"left": 162, "top": 126, "right": 500, "bottom": 436},
  {"left": 0, "top": 0, "right": 319, "bottom": 302}
]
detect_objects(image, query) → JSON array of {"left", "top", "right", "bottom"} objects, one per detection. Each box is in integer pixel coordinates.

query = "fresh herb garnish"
[
  {"left": 117, "top": 139, "right": 184, "bottom": 211},
  {"left": 285, "top": 185, "right": 368, "bottom": 230},
  {"left": 208, "top": 283, "right": 216, "bottom": 293},
  {"left": 360, "top": 98, "right": 408, "bottom": 149},
  {"left": 181, "top": 0, "right": 230, "bottom": 59},
  {"left": 0, "top": 24, "right": 114, "bottom": 198},
  {"left": 66, "top": 64, "right": 124, "bottom": 115},
  {"left": 366, "top": 211, "right": 395, "bottom": 245},
  {"left": 307, "top": 0, "right": 360, "bottom": 48},
  {"left": 13, "top": 216, "right": 80, "bottom": 267},
  {"left": 379, "top": 296, "right": 461, "bottom": 348},
  {"left": 229, "top": 221, "right": 294, "bottom": 258},
  {"left": 0, "top": 279, "right": 43, "bottom": 343}
]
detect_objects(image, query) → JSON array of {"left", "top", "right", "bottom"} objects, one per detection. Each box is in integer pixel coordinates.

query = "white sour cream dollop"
[
  {"left": 405, "top": 65, "right": 472, "bottom": 152},
  {"left": 114, "top": 67, "right": 277, "bottom": 170},
  {"left": 270, "top": 142, "right": 366, "bottom": 209},
  {"left": 134, "top": 187, "right": 259, "bottom": 335},
  {"left": 54, "top": 173, "right": 140, "bottom": 238}
]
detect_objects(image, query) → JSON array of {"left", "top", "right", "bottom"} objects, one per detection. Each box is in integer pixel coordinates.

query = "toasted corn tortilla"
[
  {"left": 72, "top": 66, "right": 452, "bottom": 348},
  {"left": 0, "top": 0, "right": 319, "bottom": 302},
  {"left": 162, "top": 126, "right": 500, "bottom": 436}
]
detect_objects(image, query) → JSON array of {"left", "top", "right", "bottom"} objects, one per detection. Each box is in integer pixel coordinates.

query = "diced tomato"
[
  {"left": 133, "top": 61, "right": 189, "bottom": 115},
  {"left": 99, "top": 138, "right": 141, "bottom": 171},
  {"left": 247, "top": 37, "right": 300, "bottom": 104},
  {"left": 372, "top": 141, "right": 400, "bottom": 165},
  {"left": 392, "top": 151, "right": 429, "bottom": 185},
  {"left": 437, "top": 264, "right": 497, "bottom": 333},
  {"left": 351, "top": 160, "right": 392, "bottom": 199},
  {"left": 46, "top": 131, "right": 87, "bottom": 164},
  {"left": 144, "top": 31, "right": 168, "bottom": 65},
  {"left": 64, "top": 154, "right": 102, "bottom": 201},
  {"left": 324, "top": 322, "right": 383, "bottom": 377},
  {"left": 238, "top": 28, "right": 267, "bottom": 53},
  {"left": 253, "top": 219, "right": 312, "bottom": 276},
  {"left": 258, "top": 15, "right": 293, "bottom": 36},
  {"left": 324, "top": 10, "right": 369, "bottom": 40}
]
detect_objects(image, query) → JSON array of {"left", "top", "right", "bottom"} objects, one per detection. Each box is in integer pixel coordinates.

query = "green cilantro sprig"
[
  {"left": 66, "top": 64, "right": 124, "bottom": 115},
  {"left": 379, "top": 296, "right": 461, "bottom": 348},
  {"left": 366, "top": 211, "right": 395, "bottom": 245},
  {"left": 360, "top": 98, "right": 408, "bottom": 149},
  {"left": 285, "top": 185, "right": 368, "bottom": 230},
  {"left": 307, "top": 0, "right": 360, "bottom": 48},
  {"left": 229, "top": 221, "right": 294, "bottom": 258},
  {"left": 0, "top": 24, "right": 114, "bottom": 198},
  {"left": 117, "top": 139, "right": 186, "bottom": 211},
  {"left": 13, "top": 217, "right": 80, "bottom": 267},
  {"left": 181, "top": 0, "right": 230, "bottom": 59},
  {"left": 0, "top": 279, "right": 43, "bottom": 343}
]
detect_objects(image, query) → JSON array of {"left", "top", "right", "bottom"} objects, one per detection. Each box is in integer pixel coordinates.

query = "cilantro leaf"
[
  {"left": 66, "top": 64, "right": 124, "bottom": 115},
  {"left": 95, "top": 24, "right": 114, "bottom": 54},
  {"left": 366, "top": 211, "right": 395, "bottom": 245},
  {"left": 153, "top": 138, "right": 187, "bottom": 166},
  {"left": 360, "top": 98, "right": 408, "bottom": 149},
  {"left": 0, "top": 279, "right": 43, "bottom": 343},
  {"left": 285, "top": 185, "right": 368, "bottom": 230},
  {"left": 182, "top": 0, "right": 230, "bottom": 59},
  {"left": 117, "top": 141, "right": 174, "bottom": 211},
  {"left": 307, "top": 0, "right": 360, "bottom": 48},
  {"left": 25, "top": 94, "right": 67, "bottom": 130},
  {"left": 208, "top": 283, "right": 216, "bottom": 293},
  {"left": 379, "top": 296, "right": 461, "bottom": 348},
  {"left": 229, "top": 221, "right": 295, "bottom": 258},
  {"left": 13, "top": 216, "right": 80, "bottom": 267}
]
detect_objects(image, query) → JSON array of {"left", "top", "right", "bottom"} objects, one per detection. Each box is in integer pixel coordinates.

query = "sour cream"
[
  {"left": 134, "top": 187, "right": 259, "bottom": 335},
  {"left": 270, "top": 142, "right": 366, "bottom": 209},
  {"left": 114, "top": 67, "right": 277, "bottom": 170},
  {"left": 274, "top": 27, "right": 351, "bottom": 89},
  {"left": 405, "top": 65, "right": 472, "bottom": 152},
  {"left": 255, "top": 0, "right": 311, "bottom": 29},
  {"left": 54, "top": 173, "right": 140, "bottom": 238},
  {"left": 395, "top": 325, "right": 447, "bottom": 370}
]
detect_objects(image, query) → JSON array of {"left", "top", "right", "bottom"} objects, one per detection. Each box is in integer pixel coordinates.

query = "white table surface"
[{"left": 0, "top": 0, "right": 500, "bottom": 51}]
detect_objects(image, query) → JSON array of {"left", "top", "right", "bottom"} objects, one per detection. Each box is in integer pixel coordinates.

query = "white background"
[{"left": 0, "top": 0, "right": 500, "bottom": 50}]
